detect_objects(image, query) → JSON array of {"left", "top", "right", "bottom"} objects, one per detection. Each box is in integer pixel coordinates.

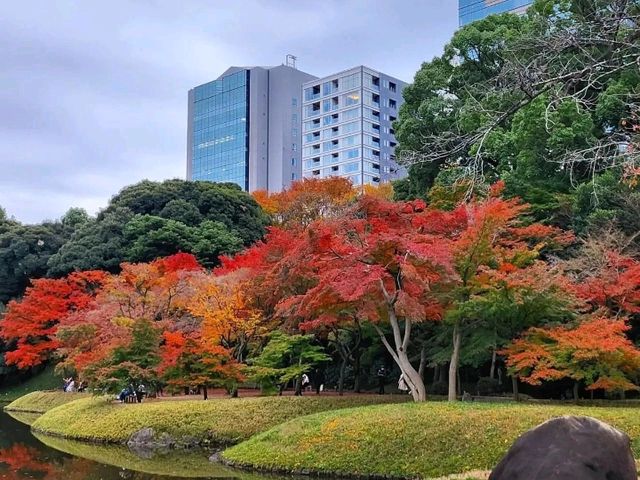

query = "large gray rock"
[{"left": 490, "top": 416, "right": 637, "bottom": 480}]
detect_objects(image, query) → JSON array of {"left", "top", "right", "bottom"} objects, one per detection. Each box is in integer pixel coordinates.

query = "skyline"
[{"left": 0, "top": 1, "right": 457, "bottom": 224}]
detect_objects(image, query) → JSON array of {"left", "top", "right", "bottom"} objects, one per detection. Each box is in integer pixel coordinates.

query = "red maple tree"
[{"left": 0, "top": 271, "right": 107, "bottom": 369}]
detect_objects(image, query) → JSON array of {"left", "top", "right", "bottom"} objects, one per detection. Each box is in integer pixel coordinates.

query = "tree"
[
  {"left": 445, "top": 184, "right": 573, "bottom": 400},
  {"left": 395, "top": 1, "right": 640, "bottom": 224},
  {"left": 0, "top": 222, "right": 68, "bottom": 304},
  {"left": 185, "top": 271, "right": 264, "bottom": 364},
  {"left": 247, "top": 332, "right": 329, "bottom": 395},
  {"left": 0, "top": 270, "right": 107, "bottom": 369},
  {"left": 49, "top": 179, "right": 268, "bottom": 276},
  {"left": 249, "top": 196, "right": 465, "bottom": 401},
  {"left": 503, "top": 316, "right": 640, "bottom": 394},
  {"left": 158, "top": 330, "right": 244, "bottom": 400},
  {"left": 252, "top": 177, "right": 354, "bottom": 229},
  {"left": 54, "top": 253, "right": 202, "bottom": 381}
]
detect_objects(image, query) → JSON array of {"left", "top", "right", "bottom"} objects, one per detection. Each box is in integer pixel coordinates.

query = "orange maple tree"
[
  {"left": 252, "top": 177, "right": 355, "bottom": 229},
  {"left": 503, "top": 316, "right": 640, "bottom": 392}
]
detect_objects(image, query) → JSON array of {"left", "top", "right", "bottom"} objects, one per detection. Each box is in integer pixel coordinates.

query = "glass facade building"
[
  {"left": 188, "top": 70, "right": 249, "bottom": 189},
  {"left": 301, "top": 66, "right": 406, "bottom": 187},
  {"left": 187, "top": 65, "right": 317, "bottom": 192},
  {"left": 459, "top": 0, "right": 532, "bottom": 26}
]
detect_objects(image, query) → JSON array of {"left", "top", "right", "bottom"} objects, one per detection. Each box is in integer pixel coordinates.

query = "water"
[{"left": 0, "top": 410, "right": 287, "bottom": 480}]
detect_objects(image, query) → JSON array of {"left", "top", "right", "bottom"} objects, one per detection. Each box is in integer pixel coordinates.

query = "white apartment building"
[{"left": 301, "top": 66, "right": 407, "bottom": 187}]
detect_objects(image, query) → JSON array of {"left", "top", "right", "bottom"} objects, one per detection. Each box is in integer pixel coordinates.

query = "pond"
[{"left": 0, "top": 410, "right": 289, "bottom": 480}]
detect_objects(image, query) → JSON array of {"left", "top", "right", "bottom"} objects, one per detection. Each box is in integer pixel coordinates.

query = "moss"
[
  {"left": 32, "top": 394, "right": 408, "bottom": 446},
  {"left": 4, "top": 391, "right": 89, "bottom": 414},
  {"left": 222, "top": 402, "right": 640, "bottom": 479}
]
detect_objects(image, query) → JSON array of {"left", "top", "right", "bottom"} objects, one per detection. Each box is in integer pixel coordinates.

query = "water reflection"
[{"left": 0, "top": 411, "right": 286, "bottom": 480}]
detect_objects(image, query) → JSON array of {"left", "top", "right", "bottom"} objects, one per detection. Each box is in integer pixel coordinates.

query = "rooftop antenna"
[{"left": 285, "top": 54, "right": 297, "bottom": 69}]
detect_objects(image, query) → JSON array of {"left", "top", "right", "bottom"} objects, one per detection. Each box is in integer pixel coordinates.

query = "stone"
[{"left": 489, "top": 415, "right": 637, "bottom": 480}]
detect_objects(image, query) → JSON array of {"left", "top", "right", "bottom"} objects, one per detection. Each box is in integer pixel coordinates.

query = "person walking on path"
[{"left": 377, "top": 366, "right": 387, "bottom": 394}]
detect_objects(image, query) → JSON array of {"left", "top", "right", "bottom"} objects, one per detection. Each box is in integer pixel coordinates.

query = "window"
[
  {"left": 304, "top": 131, "right": 320, "bottom": 143},
  {"left": 304, "top": 85, "right": 321, "bottom": 101},
  {"left": 292, "top": 158, "right": 296, "bottom": 165},
  {"left": 292, "top": 113, "right": 298, "bottom": 122},
  {"left": 292, "top": 172, "right": 296, "bottom": 180},
  {"left": 304, "top": 119, "right": 320, "bottom": 131},
  {"left": 292, "top": 143, "right": 297, "bottom": 151},
  {"left": 322, "top": 79, "right": 339, "bottom": 96},
  {"left": 389, "top": 115, "right": 396, "bottom": 122},
  {"left": 389, "top": 99, "right": 397, "bottom": 109},
  {"left": 342, "top": 108, "right": 359, "bottom": 121},
  {"left": 344, "top": 162, "right": 359, "bottom": 173},
  {"left": 313, "top": 102, "right": 320, "bottom": 111},
  {"left": 388, "top": 81, "right": 396, "bottom": 93},
  {"left": 332, "top": 165, "right": 339, "bottom": 172},
  {"left": 342, "top": 121, "right": 359, "bottom": 134},
  {"left": 344, "top": 148, "right": 360, "bottom": 159},
  {"left": 312, "top": 169, "right": 320, "bottom": 176},
  {"left": 342, "top": 134, "right": 360, "bottom": 147},
  {"left": 341, "top": 72, "right": 360, "bottom": 90},
  {"left": 292, "top": 98, "right": 298, "bottom": 106},
  {"left": 323, "top": 113, "right": 339, "bottom": 126},
  {"left": 343, "top": 92, "right": 360, "bottom": 106},
  {"left": 372, "top": 76, "right": 380, "bottom": 87}
]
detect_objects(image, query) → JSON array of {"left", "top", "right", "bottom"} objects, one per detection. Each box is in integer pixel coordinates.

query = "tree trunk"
[
  {"left": 573, "top": 381, "right": 579, "bottom": 401},
  {"left": 202, "top": 386, "right": 208, "bottom": 400},
  {"left": 448, "top": 321, "right": 461, "bottom": 402},
  {"left": 338, "top": 358, "right": 346, "bottom": 396},
  {"left": 512, "top": 376, "right": 519, "bottom": 401},
  {"left": 489, "top": 346, "right": 497, "bottom": 380},
  {"left": 353, "top": 354, "right": 361, "bottom": 393},
  {"left": 373, "top": 308, "right": 426, "bottom": 402},
  {"left": 418, "top": 345, "right": 427, "bottom": 383}
]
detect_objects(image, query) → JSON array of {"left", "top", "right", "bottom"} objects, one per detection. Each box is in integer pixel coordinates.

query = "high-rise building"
[
  {"left": 301, "top": 66, "right": 406, "bottom": 187},
  {"left": 187, "top": 64, "right": 317, "bottom": 192},
  {"left": 459, "top": 0, "right": 532, "bottom": 26}
]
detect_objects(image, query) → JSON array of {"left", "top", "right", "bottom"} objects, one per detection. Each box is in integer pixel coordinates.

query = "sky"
[{"left": 0, "top": 0, "right": 458, "bottom": 224}]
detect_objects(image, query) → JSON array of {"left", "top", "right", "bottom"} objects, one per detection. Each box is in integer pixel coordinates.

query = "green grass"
[
  {"left": 222, "top": 402, "right": 640, "bottom": 479},
  {"left": 0, "top": 365, "right": 60, "bottom": 402},
  {"left": 31, "top": 394, "right": 409, "bottom": 446},
  {"left": 5, "top": 390, "right": 89, "bottom": 413}
]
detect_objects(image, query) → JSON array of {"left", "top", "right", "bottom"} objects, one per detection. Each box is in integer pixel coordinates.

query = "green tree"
[
  {"left": 248, "top": 332, "right": 330, "bottom": 395},
  {"left": 395, "top": 0, "right": 640, "bottom": 226}
]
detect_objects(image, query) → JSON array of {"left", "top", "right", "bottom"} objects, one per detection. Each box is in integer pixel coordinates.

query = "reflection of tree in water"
[{"left": 0, "top": 443, "right": 111, "bottom": 480}]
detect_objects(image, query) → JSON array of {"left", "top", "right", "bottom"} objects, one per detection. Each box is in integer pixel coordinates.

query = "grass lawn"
[
  {"left": 0, "top": 366, "right": 61, "bottom": 402},
  {"left": 31, "top": 394, "right": 409, "bottom": 446},
  {"left": 5, "top": 391, "right": 89, "bottom": 414},
  {"left": 222, "top": 401, "right": 640, "bottom": 479}
]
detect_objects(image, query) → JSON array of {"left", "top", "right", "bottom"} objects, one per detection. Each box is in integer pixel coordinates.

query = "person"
[
  {"left": 301, "top": 373, "right": 310, "bottom": 391},
  {"left": 77, "top": 380, "right": 86, "bottom": 392},
  {"left": 65, "top": 378, "right": 75, "bottom": 393},
  {"left": 398, "top": 374, "right": 410, "bottom": 394},
  {"left": 376, "top": 366, "right": 387, "bottom": 394},
  {"left": 117, "top": 385, "right": 131, "bottom": 402},
  {"left": 313, "top": 368, "right": 325, "bottom": 395},
  {"left": 136, "top": 384, "right": 146, "bottom": 403}
]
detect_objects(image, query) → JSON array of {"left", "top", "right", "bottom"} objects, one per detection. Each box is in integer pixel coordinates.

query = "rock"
[
  {"left": 489, "top": 416, "right": 637, "bottom": 480},
  {"left": 208, "top": 452, "right": 220, "bottom": 462}
]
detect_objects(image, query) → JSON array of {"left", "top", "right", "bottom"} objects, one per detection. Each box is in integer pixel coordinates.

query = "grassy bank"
[
  {"left": 222, "top": 402, "right": 640, "bottom": 479},
  {"left": 0, "top": 366, "right": 60, "bottom": 402},
  {"left": 5, "top": 391, "right": 89, "bottom": 414},
  {"left": 32, "top": 394, "right": 408, "bottom": 446}
]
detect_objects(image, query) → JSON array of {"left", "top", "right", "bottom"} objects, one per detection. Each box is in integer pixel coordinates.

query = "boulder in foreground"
[{"left": 489, "top": 415, "right": 636, "bottom": 480}]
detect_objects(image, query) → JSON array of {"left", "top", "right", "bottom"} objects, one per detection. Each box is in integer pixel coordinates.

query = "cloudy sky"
[{"left": 0, "top": 0, "right": 457, "bottom": 224}]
